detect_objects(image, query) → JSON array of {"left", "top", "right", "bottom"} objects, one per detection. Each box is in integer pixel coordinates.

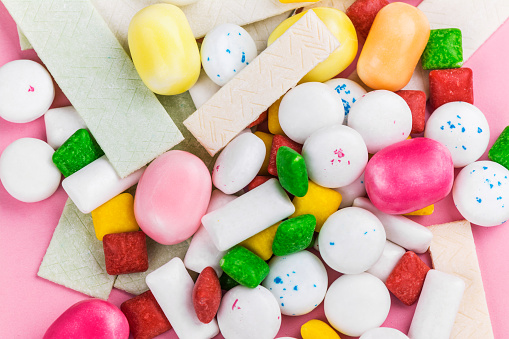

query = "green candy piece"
[
  {"left": 219, "top": 246, "right": 270, "bottom": 288},
  {"left": 219, "top": 271, "right": 240, "bottom": 291},
  {"left": 421, "top": 28, "right": 463, "bottom": 70},
  {"left": 52, "top": 129, "right": 104, "bottom": 177},
  {"left": 489, "top": 126, "right": 509, "bottom": 170},
  {"left": 272, "top": 214, "right": 316, "bottom": 256},
  {"left": 276, "top": 146, "right": 308, "bottom": 197}
]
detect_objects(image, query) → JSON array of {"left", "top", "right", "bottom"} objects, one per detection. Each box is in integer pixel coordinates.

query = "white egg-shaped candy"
[
  {"left": 319, "top": 207, "right": 386, "bottom": 274},
  {"left": 324, "top": 273, "right": 391, "bottom": 337},
  {"left": 325, "top": 78, "right": 367, "bottom": 124},
  {"left": 334, "top": 172, "right": 366, "bottom": 208},
  {"left": 201, "top": 24, "right": 257, "bottom": 86},
  {"left": 425, "top": 102, "right": 490, "bottom": 168},
  {"left": 0, "top": 138, "right": 61, "bottom": 202},
  {"left": 453, "top": 161, "right": 509, "bottom": 226},
  {"left": 263, "top": 251, "right": 328, "bottom": 316},
  {"left": 217, "top": 285, "right": 281, "bottom": 339},
  {"left": 212, "top": 132, "right": 266, "bottom": 194},
  {"left": 279, "top": 82, "right": 345, "bottom": 144},
  {"left": 44, "top": 106, "right": 87, "bottom": 149},
  {"left": 360, "top": 327, "right": 409, "bottom": 339},
  {"left": 348, "top": 90, "right": 412, "bottom": 154},
  {"left": 303, "top": 124, "right": 368, "bottom": 188}
]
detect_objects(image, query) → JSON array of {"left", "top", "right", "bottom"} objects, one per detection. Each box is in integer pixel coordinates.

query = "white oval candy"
[
  {"left": 360, "top": 327, "right": 409, "bottom": 339},
  {"left": 348, "top": 90, "right": 412, "bottom": 154},
  {"left": 334, "top": 172, "right": 366, "bottom": 208},
  {"left": 217, "top": 285, "right": 281, "bottom": 339},
  {"left": 303, "top": 124, "right": 368, "bottom": 188},
  {"left": 324, "top": 273, "right": 391, "bottom": 337},
  {"left": 453, "top": 161, "right": 509, "bottom": 227},
  {"left": 262, "top": 251, "right": 328, "bottom": 316},
  {"left": 425, "top": 102, "right": 490, "bottom": 168},
  {"left": 279, "top": 82, "right": 345, "bottom": 144},
  {"left": 0, "top": 138, "right": 61, "bottom": 202},
  {"left": 44, "top": 106, "right": 87, "bottom": 149},
  {"left": 0, "top": 60, "right": 55, "bottom": 123},
  {"left": 212, "top": 132, "right": 266, "bottom": 194},
  {"left": 324, "top": 78, "right": 367, "bottom": 124},
  {"left": 319, "top": 207, "right": 386, "bottom": 274},
  {"left": 201, "top": 23, "right": 257, "bottom": 86}
]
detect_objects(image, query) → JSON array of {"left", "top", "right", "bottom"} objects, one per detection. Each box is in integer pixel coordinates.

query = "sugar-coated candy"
[
  {"left": 263, "top": 251, "right": 327, "bottom": 316},
  {"left": 0, "top": 60, "right": 54, "bottom": 123},
  {"left": 248, "top": 110, "right": 268, "bottom": 128},
  {"left": 189, "top": 70, "right": 221, "bottom": 109},
  {"left": 334, "top": 172, "right": 366, "bottom": 208},
  {"left": 405, "top": 204, "right": 435, "bottom": 216},
  {"left": 0, "top": 138, "right": 61, "bottom": 203},
  {"left": 246, "top": 175, "right": 272, "bottom": 192},
  {"left": 219, "top": 272, "right": 240, "bottom": 291},
  {"left": 193, "top": 267, "right": 222, "bottom": 324},
  {"left": 268, "top": 98, "right": 285, "bottom": 136},
  {"left": 219, "top": 246, "right": 270, "bottom": 288},
  {"left": 421, "top": 29, "right": 463, "bottom": 70},
  {"left": 128, "top": 4, "right": 200, "bottom": 95},
  {"left": 240, "top": 223, "right": 279, "bottom": 260},
  {"left": 319, "top": 207, "right": 385, "bottom": 274},
  {"left": 429, "top": 68, "right": 474, "bottom": 111},
  {"left": 279, "top": 82, "right": 344, "bottom": 144},
  {"left": 277, "top": 146, "right": 308, "bottom": 197},
  {"left": 360, "top": 327, "right": 409, "bottom": 339},
  {"left": 43, "top": 299, "right": 129, "bottom": 339},
  {"left": 272, "top": 215, "right": 315, "bottom": 256},
  {"left": 357, "top": 3, "right": 430, "bottom": 91},
  {"left": 453, "top": 161, "right": 509, "bottom": 226},
  {"left": 254, "top": 131, "right": 273, "bottom": 176},
  {"left": 44, "top": 106, "right": 87, "bottom": 149},
  {"left": 366, "top": 241, "right": 406, "bottom": 283},
  {"left": 324, "top": 78, "right": 367, "bottom": 124},
  {"left": 325, "top": 273, "right": 391, "bottom": 337},
  {"left": 301, "top": 319, "right": 340, "bottom": 339},
  {"left": 489, "top": 125, "right": 509, "bottom": 170},
  {"left": 217, "top": 285, "right": 281, "bottom": 339},
  {"left": 201, "top": 23, "right": 257, "bottom": 86},
  {"left": 134, "top": 150, "right": 211, "bottom": 245},
  {"left": 268, "top": 134, "right": 303, "bottom": 176},
  {"left": 91, "top": 193, "right": 139, "bottom": 241},
  {"left": 395, "top": 90, "right": 426, "bottom": 134},
  {"left": 103, "top": 231, "right": 148, "bottom": 275},
  {"left": 346, "top": 0, "right": 389, "bottom": 40}
]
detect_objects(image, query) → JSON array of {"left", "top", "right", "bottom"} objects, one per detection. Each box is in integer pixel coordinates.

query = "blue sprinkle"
[
  {"left": 483, "top": 166, "right": 488, "bottom": 170},
  {"left": 478, "top": 127, "right": 483, "bottom": 133},
  {"left": 490, "top": 184, "right": 494, "bottom": 189},
  {"left": 233, "top": 69, "right": 236, "bottom": 72},
  {"left": 274, "top": 277, "right": 283, "bottom": 284},
  {"left": 364, "top": 231, "right": 368, "bottom": 235},
  {"left": 330, "top": 242, "right": 335, "bottom": 246},
  {"left": 283, "top": 288, "right": 286, "bottom": 291},
  {"left": 461, "top": 127, "right": 466, "bottom": 133},
  {"left": 342, "top": 98, "right": 351, "bottom": 115},
  {"left": 352, "top": 98, "right": 356, "bottom": 103},
  {"left": 313, "top": 284, "right": 317, "bottom": 288},
  {"left": 293, "top": 285, "right": 298, "bottom": 291},
  {"left": 497, "top": 197, "right": 503, "bottom": 200},
  {"left": 361, "top": 180, "right": 364, "bottom": 184},
  {"left": 339, "top": 84, "right": 347, "bottom": 90},
  {"left": 239, "top": 32, "right": 241, "bottom": 35},
  {"left": 217, "top": 74, "right": 220, "bottom": 77},
  {"left": 207, "top": 57, "right": 210, "bottom": 61},
  {"left": 241, "top": 52, "right": 246, "bottom": 63},
  {"left": 476, "top": 197, "right": 482, "bottom": 203},
  {"left": 314, "top": 304, "right": 318, "bottom": 307},
  {"left": 462, "top": 145, "right": 467, "bottom": 150},
  {"left": 292, "top": 271, "right": 295, "bottom": 274},
  {"left": 498, "top": 181, "right": 502, "bottom": 186},
  {"left": 246, "top": 62, "right": 249, "bottom": 65},
  {"left": 280, "top": 296, "right": 283, "bottom": 299},
  {"left": 270, "top": 288, "right": 272, "bottom": 290},
  {"left": 287, "top": 274, "right": 290, "bottom": 277},
  {"left": 226, "top": 49, "right": 231, "bottom": 54},
  {"left": 227, "top": 33, "right": 230, "bottom": 36},
  {"left": 440, "top": 126, "right": 445, "bottom": 130},
  {"left": 457, "top": 115, "right": 461, "bottom": 119},
  {"left": 281, "top": 303, "right": 284, "bottom": 307},
  {"left": 345, "top": 90, "right": 351, "bottom": 94}
]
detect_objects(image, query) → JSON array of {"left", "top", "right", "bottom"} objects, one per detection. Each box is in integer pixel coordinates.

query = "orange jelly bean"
[{"left": 357, "top": 2, "right": 430, "bottom": 91}]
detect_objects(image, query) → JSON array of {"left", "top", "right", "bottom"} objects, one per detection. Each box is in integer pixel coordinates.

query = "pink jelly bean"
[{"left": 364, "top": 138, "right": 454, "bottom": 214}]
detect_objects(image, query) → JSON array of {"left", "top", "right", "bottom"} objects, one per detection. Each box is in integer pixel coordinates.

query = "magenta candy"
[
  {"left": 365, "top": 138, "right": 454, "bottom": 214},
  {"left": 43, "top": 299, "right": 129, "bottom": 339},
  {"left": 135, "top": 150, "right": 212, "bottom": 245}
]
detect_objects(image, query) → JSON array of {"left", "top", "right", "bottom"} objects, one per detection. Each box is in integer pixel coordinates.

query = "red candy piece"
[
  {"left": 248, "top": 110, "right": 268, "bottom": 128},
  {"left": 268, "top": 135, "right": 303, "bottom": 176},
  {"left": 192, "top": 266, "right": 222, "bottom": 324},
  {"left": 120, "top": 291, "right": 172, "bottom": 339},
  {"left": 429, "top": 68, "right": 474, "bottom": 111},
  {"left": 386, "top": 251, "right": 430, "bottom": 306},
  {"left": 246, "top": 175, "right": 273, "bottom": 192},
  {"left": 103, "top": 231, "right": 149, "bottom": 275},
  {"left": 346, "top": 0, "right": 389, "bottom": 40},
  {"left": 395, "top": 90, "right": 426, "bottom": 134}
]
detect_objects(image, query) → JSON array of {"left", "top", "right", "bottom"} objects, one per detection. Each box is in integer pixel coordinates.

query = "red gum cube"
[
  {"left": 268, "top": 135, "right": 303, "bottom": 176},
  {"left": 429, "top": 68, "right": 474, "bottom": 111},
  {"left": 395, "top": 90, "right": 427, "bottom": 134},
  {"left": 248, "top": 110, "right": 268, "bottom": 128},
  {"left": 193, "top": 267, "right": 222, "bottom": 324},
  {"left": 246, "top": 175, "right": 273, "bottom": 192},
  {"left": 346, "top": 0, "right": 390, "bottom": 40},
  {"left": 120, "top": 291, "right": 172, "bottom": 339},
  {"left": 386, "top": 251, "right": 430, "bottom": 306},
  {"left": 103, "top": 231, "right": 149, "bottom": 275}
]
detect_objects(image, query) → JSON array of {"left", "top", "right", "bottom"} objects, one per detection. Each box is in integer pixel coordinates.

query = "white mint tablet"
[
  {"left": 360, "top": 327, "right": 409, "bottom": 339},
  {"left": 0, "top": 60, "right": 55, "bottom": 123},
  {"left": 303, "top": 124, "right": 368, "bottom": 188},
  {"left": 0, "top": 138, "right": 61, "bottom": 202},
  {"left": 348, "top": 90, "right": 412, "bottom": 154},
  {"left": 279, "top": 82, "right": 345, "bottom": 144},
  {"left": 319, "top": 207, "right": 386, "bottom": 274},
  {"left": 217, "top": 285, "right": 281, "bottom": 339},
  {"left": 453, "top": 161, "right": 509, "bottom": 227},
  {"left": 324, "top": 78, "right": 367, "bottom": 124},
  {"left": 44, "top": 106, "right": 87, "bottom": 149},
  {"left": 334, "top": 172, "right": 366, "bottom": 208},
  {"left": 262, "top": 251, "right": 328, "bottom": 316},
  {"left": 324, "top": 273, "right": 391, "bottom": 337}
]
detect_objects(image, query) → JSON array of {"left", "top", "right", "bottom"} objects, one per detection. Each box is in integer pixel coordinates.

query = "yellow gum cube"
[
  {"left": 405, "top": 204, "right": 435, "bottom": 216},
  {"left": 301, "top": 319, "right": 341, "bottom": 339},
  {"left": 91, "top": 193, "right": 139, "bottom": 240},
  {"left": 268, "top": 98, "right": 287, "bottom": 136},
  {"left": 254, "top": 131, "right": 274, "bottom": 176},
  {"left": 239, "top": 223, "right": 280, "bottom": 260}
]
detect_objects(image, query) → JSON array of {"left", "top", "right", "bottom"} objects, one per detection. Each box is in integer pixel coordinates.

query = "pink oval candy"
[
  {"left": 365, "top": 138, "right": 454, "bottom": 214},
  {"left": 135, "top": 150, "right": 212, "bottom": 245}
]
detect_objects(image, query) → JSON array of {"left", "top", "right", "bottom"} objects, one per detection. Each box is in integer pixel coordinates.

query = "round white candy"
[
  {"left": 360, "top": 327, "right": 409, "bottom": 339},
  {"left": 0, "top": 138, "right": 61, "bottom": 202},
  {"left": 212, "top": 132, "right": 266, "bottom": 194},
  {"left": 319, "top": 207, "right": 386, "bottom": 274},
  {"left": 201, "top": 24, "right": 257, "bottom": 86},
  {"left": 453, "top": 161, "right": 509, "bottom": 226},
  {"left": 425, "top": 102, "right": 490, "bottom": 168},
  {"left": 279, "top": 82, "right": 345, "bottom": 144},
  {"left": 217, "top": 285, "right": 281, "bottom": 339},
  {"left": 0, "top": 60, "right": 55, "bottom": 123},
  {"left": 303, "top": 124, "right": 368, "bottom": 188},
  {"left": 334, "top": 171, "right": 366, "bottom": 208},
  {"left": 324, "top": 273, "right": 391, "bottom": 337},
  {"left": 348, "top": 90, "right": 412, "bottom": 154},
  {"left": 324, "top": 78, "right": 367, "bottom": 124},
  {"left": 262, "top": 251, "right": 328, "bottom": 316}
]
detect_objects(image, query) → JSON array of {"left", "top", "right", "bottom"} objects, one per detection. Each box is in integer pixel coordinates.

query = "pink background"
[{"left": 1, "top": 1, "right": 508, "bottom": 338}]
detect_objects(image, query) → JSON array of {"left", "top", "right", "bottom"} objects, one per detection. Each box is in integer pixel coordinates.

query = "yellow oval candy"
[
  {"left": 268, "top": 8, "right": 357, "bottom": 83},
  {"left": 128, "top": 4, "right": 200, "bottom": 95},
  {"left": 301, "top": 319, "right": 341, "bottom": 339}
]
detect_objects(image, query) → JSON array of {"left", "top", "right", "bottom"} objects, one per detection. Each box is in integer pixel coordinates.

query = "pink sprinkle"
[
  {"left": 28, "top": 86, "right": 34, "bottom": 92},
  {"left": 278, "top": 316, "right": 280, "bottom": 320},
  {"left": 330, "top": 159, "right": 334, "bottom": 165},
  {"left": 393, "top": 120, "right": 396, "bottom": 124},
  {"left": 348, "top": 160, "right": 351, "bottom": 165},
  {"left": 232, "top": 299, "right": 239, "bottom": 310},
  {"left": 215, "top": 165, "right": 220, "bottom": 172},
  {"left": 334, "top": 149, "right": 345, "bottom": 158}
]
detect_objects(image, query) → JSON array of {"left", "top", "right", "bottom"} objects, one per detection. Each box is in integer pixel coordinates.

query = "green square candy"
[
  {"left": 422, "top": 28, "right": 463, "bottom": 70},
  {"left": 489, "top": 126, "right": 509, "bottom": 170}
]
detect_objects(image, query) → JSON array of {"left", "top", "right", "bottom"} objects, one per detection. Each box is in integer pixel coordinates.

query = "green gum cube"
[
  {"left": 219, "top": 271, "right": 240, "bottom": 291},
  {"left": 219, "top": 246, "right": 270, "bottom": 288},
  {"left": 489, "top": 126, "right": 509, "bottom": 170},
  {"left": 421, "top": 28, "right": 463, "bottom": 70},
  {"left": 272, "top": 214, "right": 316, "bottom": 256},
  {"left": 276, "top": 146, "right": 308, "bottom": 197}
]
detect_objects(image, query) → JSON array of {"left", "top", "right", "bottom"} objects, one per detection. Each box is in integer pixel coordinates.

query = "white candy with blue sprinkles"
[{"left": 325, "top": 78, "right": 367, "bottom": 124}]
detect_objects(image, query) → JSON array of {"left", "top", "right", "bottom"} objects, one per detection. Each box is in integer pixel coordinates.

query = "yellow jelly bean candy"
[
  {"left": 405, "top": 204, "right": 434, "bottom": 216},
  {"left": 291, "top": 181, "right": 342, "bottom": 232},
  {"left": 268, "top": 98, "right": 287, "bottom": 136},
  {"left": 239, "top": 223, "right": 280, "bottom": 261},
  {"left": 268, "top": 8, "right": 357, "bottom": 83},
  {"left": 91, "top": 193, "right": 139, "bottom": 240},
  {"left": 301, "top": 319, "right": 341, "bottom": 339},
  {"left": 254, "top": 131, "right": 274, "bottom": 176},
  {"left": 128, "top": 4, "right": 201, "bottom": 95}
]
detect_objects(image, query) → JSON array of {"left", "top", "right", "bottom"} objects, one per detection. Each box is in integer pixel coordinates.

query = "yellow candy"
[
  {"left": 239, "top": 223, "right": 280, "bottom": 260},
  {"left": 91, "top": 193, "right": 139, "bottom": 240},
  {"left": 291, "top": 181, "right": 342, "bottom": 232},
  {"left": 254, "top": 131, "right": 274, "bottom": 176},
  {"left": 128, "top": 4, "right": 200, "bottom": 95},
  {"left": 268, "top": 98, "right": 286, "bottom": 136},
  {"left": 268, "top": 8, "right": 357, "bottom": 83},
  {"left": 301, "top": 319, "right": 341, "bottom": 339},
  {"left": 405, "top": 204, "right": 435, "bottom": 216}
]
